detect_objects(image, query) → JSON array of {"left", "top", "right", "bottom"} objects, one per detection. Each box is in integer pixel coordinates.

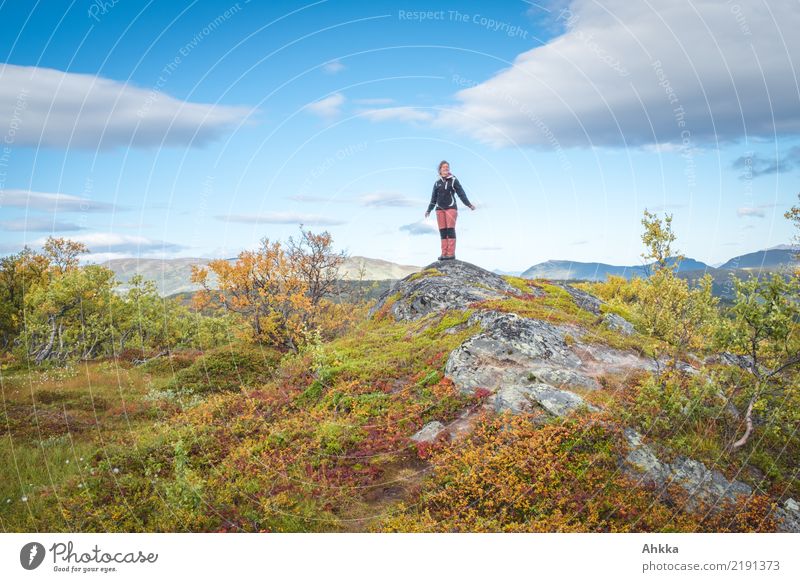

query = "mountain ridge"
[{"left": 95, "top": 245, "right": 799, "bottom": 296}]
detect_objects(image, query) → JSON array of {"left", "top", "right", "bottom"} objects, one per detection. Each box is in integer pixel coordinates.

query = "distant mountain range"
[
  {"left": 520, "top": 256, "right": 712, "bottom": 281},
  {"left": 101, "top": 256, "right": 421, "bottom": 296},
  {"left": 338, "top": 256, "right": 421, "bottom": 281},
  {"left": 101, "top": 257, "right": 210, "bottom": 296},
  {"left": 717, "top": 245, "right": 798, "bottom": 270},
  {"left": 99, "top": 245, "right": 798, "bottom": 297}
]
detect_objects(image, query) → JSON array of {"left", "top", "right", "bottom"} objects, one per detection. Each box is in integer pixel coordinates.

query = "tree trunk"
[
  {"left": 82, "top": 334, "right": 100, "bottom": 360},
  {"left": 253, "top": 312, "right": 261, "bottom": 338},
  {"left": 34, "top": 315, "right": 57, "bottom": 364}
]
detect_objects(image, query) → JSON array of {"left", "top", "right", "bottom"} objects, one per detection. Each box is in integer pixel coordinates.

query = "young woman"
[{"left": 424, "top": 160, "right": 476, "bottom": 261}]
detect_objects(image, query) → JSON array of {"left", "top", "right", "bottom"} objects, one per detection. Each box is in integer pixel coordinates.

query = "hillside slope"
[{"left": 24, "top": 260, "right": 798, "bottom": 533}]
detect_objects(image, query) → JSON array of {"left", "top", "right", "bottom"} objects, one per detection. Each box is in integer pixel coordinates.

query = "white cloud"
[
  {"left": 322, "top": 60, "right": 345, "bottom": 74},
  {"left": 0, "top": 63, "right": 253, "bottom": 149},
  {"left": 641, "top": 143, "right": 684, "bottom": 154},
  {"left": 737, "top": 207, "right": 765, "bottom": 218},
  {"left": 31, "top": 232, "right": 185, "bottom": 254},
  {"left": 81, "top": 251, "right": 189, "bottom": 263},
  {"left": 305, "top": 93, "right": 345, "bottom": 118},
  {"left": 646, "top": 203, "right": 688, "bottom": 212},
  {"left": 736, "top": 202, "right": 781, "bottom": 218},
  {"left": 287, "top": 194, "right": 338, "bottom": 203},
  {"left": 360, "top": 107, "right": 435, "bottom": 123},
  {"left": 0, "top": 189, "right": 122, "bottom": 212},
  {"left": 435, "top": 0, "right": 800, "bottom": 148},
  {"left": 0, "top": 217, "right": 83, "bottom": 232},
  {"left": 732, "top": 146, "right": 800, "bottom": 179},
  {"left": 358, "top": 191, "right": 419, "bottom": 207},
  {"left": 400, "top": 221, "right": 437, "bottom": 236},
  {"left": 217, "top": 212, "right": 346, "bottom": 226}
]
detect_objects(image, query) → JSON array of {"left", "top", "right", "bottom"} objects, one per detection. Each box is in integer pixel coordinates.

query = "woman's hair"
[{"left": 438, "top": 160, "right": 449, "bottom": 172}]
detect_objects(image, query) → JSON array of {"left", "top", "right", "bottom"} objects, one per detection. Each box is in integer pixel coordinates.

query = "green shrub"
[
  {"left": 314, "top": 421, "right": 361, "bottom": 455},
  {"left": 161, "top": 345, "right": 279, "bottom": 396},
  {"left": 139, "top": 351, "right": 199, "bottom": 374}
]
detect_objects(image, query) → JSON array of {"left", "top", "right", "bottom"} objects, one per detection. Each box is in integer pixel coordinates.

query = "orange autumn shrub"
[{"left": 382, "top": 413, "right": 701, "bottom": 533}]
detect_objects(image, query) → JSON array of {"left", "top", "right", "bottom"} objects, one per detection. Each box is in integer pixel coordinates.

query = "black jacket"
[{"left": 427, "top": 175, "right": 471, "bottom": 213}]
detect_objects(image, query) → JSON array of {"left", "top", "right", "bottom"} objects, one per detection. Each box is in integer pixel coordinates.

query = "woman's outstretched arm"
[
  {"left": 425, "top": 183, "right": 437, "bottom": 217},
  {"left": 454, "top": 178, "right": 476, "bottom": 210}
]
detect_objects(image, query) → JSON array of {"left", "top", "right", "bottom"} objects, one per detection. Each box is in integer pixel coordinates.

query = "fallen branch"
[
  {"left": 731, "top": 395, "right": 756, "bottom": 450},
  {"left": 132, "top": 349, "right": 169, "bottom": 366}
]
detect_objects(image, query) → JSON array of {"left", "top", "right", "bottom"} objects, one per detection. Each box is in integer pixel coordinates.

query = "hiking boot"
[
  {"left": 437, "top": 255, "right": 445, "bottom": 261},
  {"left": 443, "top": 255, "right": 455, "bottom": 261}
]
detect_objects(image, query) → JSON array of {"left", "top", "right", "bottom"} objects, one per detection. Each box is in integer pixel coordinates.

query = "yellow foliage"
[{"left": 191, "top": 230, "right": 353, "bottom": 351}]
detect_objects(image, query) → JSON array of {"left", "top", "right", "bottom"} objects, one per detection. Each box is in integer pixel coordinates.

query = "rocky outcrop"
[
  {"left": 623, "top": 429, "right": 752, "bottom": 506},
  {"left": 602, "top": 312, "right": 635, "bottom": 335},
  {"left": 551, "top": 281, "right": 603, "bottom": 314},
  {"left": 571, "top": 342, "right": 658, "bottom": 375},
  {"left": 382, "top": 259, "right": 791, "bottom": 531},
  {"left": 704, "top": 351, "right": 755, "bottom": 371},
  {"left": 378, "top": 261, "right": 691, "bottom": 415},
  {"left": 445, "top": 310, "right": 590, "bottom": 392},
  {"left": 773, "top": 498, "right": 800, "bottom": 532},
  {"left": 623, "top": 429, "right": 798, "bottom": 531},
  {"left": 370, "top": 260, "right": 533, "bottom": 321},
  {"left": 551, "top": 282, "right": 638, "bottom": 335},
  {"left": 494, "top": 383, "right": 599, "bottom": 416},
  {"left": 445, "top": 309, "right": 658, "bottom": 402},
  {"left": 375, "top": 262, "right": 664, "bottom": 420}
]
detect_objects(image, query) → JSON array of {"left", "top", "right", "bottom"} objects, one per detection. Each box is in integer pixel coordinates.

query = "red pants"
[{"left": 436, "top": 208, "right": 458, "bottom": 257}]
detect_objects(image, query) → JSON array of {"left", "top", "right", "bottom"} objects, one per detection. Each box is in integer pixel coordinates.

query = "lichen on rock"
[{"left": 370, "top": 259, "right": 527, "bottom": 321}]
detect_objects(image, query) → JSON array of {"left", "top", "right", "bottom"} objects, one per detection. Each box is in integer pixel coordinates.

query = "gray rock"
[
  {"left": 669, "top": 456, "right": 752, "bottom": 501},
  {"left": 773, "top": 498, "right": 800, "bottom": 532},
  {"left": 528, "top": 366, "right": 601, "bottom": 391},
  {"left": 623, "top": 428, "right": 752, "bottom": 508},
  {"left": 443, "top": 409, "right": 486, "bottom": 441},
  {"left": 704, "top": 352, "right": 755, "bottom": 370},
  {"left": 623, "top": 429, "right": 671, "bottom": 484},
  {"left": 551, "top": 282, "right": 603, "bottom": 315},
  {"left": 493, "top": 383, "right": 597, "bottom": 417},
  {"left": 576, "top": 341, "right": 697, "bottom": 376},
  {"left": 602, "top": 312, "right": 635, "bottom": 335},
  {"left": 370, "top": 260, "right": 530, "bottom": 321},
  {"left": 674, "top": 360, "right": 700, "bottom": 375},
  {"left": 530, "top": 384, "right": 598, "bottom": 416},
  {"left": 410, "top": 421, "right": 446, "bottom": 443},
  {"left": 557, "top": 323, "right": 589, "bottom": 340},
  {"left": 494, "top": 385, "right": 539, "bottom": 414},
  {"left": 573, "top": 342, "right": 659, "bottom": 374},
  {"left": 445, "top": 311, "right": 596, "bottom": 395}
]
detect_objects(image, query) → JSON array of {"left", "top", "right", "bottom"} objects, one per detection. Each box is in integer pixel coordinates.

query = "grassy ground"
[
  {"left": 0, "top": 360, "right": 172, "bottom": 531},
  {"left": 1, "top": 278, "right": 793, "bottom": 532},
  {"left": 0, "top": 309, "right": 482, "bottom": 532}
]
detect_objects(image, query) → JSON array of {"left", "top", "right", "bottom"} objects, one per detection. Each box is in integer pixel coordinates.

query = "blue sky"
[{"left": 0, "top": 0, "right": 798, "bottom": 271}]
